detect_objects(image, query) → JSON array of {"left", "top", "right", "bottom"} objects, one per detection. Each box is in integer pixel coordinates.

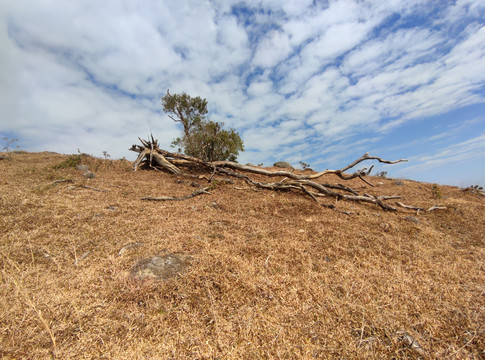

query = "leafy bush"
[
  {"left": 299, "top": 161, "right": 311, "bottom": 170},
  {"left": 162, "top": 90, "right": 244, "bottom": 162},
  {"left": 431, "top": 184, "right": 442, "bottom": 199},
  {"left": 53, "top": 155, "right": 82, "bottom": 169}
]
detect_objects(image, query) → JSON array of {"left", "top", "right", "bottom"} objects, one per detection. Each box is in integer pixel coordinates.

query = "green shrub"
[
  {"left": 432, "top": 184, "right": 442, "bottom": 199},
  {"left": 53, "top": 155, "right": 82, "bottom": 169},
  {"left": 162, "top": 90, "right": 244, "bottom": 162}
]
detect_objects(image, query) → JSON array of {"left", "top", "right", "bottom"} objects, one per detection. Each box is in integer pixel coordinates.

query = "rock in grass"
[
  {"left": 118, "top": 242, "right": 143, "bottom": 256},
  {"left": 76, "top": 164, "right": 90, "bottom": 172},
  {"left": 83, "top": 171, "right": 95, "bottom": 179},
  {"left": 395, "top": 330, "right": 425, "bottom": 356},
  {"left": 273, "top": 161, "right": 293, "bottom": 169},
  {"left": 404, "top": 216, "right": 420, "bottom": 224},
  {"left": 130, "top": 253, "right": 191, "bottom": 281}
]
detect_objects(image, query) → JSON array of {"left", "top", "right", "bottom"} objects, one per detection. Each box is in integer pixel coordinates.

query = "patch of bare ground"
[{"left": 0, "top": 152, "right": 483, "bottom": 359}]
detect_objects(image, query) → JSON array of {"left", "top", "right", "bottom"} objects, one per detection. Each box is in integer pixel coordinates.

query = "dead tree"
[{"left": 130, "top": 135, "right": 410, "bottom": 211}]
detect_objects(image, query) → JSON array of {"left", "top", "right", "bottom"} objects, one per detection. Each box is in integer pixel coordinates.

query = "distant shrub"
[
  {"left": 431, "top": 184, "right": 442, "bottom": 199},
  {"left": 53, "top": 155, "right": 82, "bottom": 169},
  {"left": 299, "top": 161, "right": 311, "bottom": 170}
]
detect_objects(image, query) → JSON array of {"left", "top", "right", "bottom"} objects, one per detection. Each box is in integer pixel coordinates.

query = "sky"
[{"left": 1, "top": 0, "right": 485, "bottom": 187}]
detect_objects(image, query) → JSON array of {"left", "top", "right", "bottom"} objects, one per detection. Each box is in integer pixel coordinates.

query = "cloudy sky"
[{"left": 1, "top": 0, "right": 485, "bottom": 186}]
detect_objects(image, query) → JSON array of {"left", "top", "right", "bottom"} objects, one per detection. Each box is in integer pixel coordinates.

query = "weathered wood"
[
  {"left": 396, "top": 202, "right": 425, "bottom": 211},
  {"left": 396, "top": 202, "right": 446, "bottom": 213},
  {"left": 150, "top": 152, "right": 181, "bottom": 175},
  {"left": 426, "top": 205, "right": 447, "bottom": 212},
  {"left": 130, "top": 136, "right": 414, "bottom": 211}
]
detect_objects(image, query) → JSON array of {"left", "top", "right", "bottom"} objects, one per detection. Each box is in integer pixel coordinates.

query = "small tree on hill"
[{"left": 162, "top": 90, "right": 244, "bottom": 162}]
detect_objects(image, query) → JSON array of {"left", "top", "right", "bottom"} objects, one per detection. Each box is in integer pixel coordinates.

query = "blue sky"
[{"left": 1, "top": 0, "right": 485, "bottom": 186}]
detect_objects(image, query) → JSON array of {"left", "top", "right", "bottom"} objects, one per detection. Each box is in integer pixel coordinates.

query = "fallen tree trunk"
[{"left": 130, "top": 135, "right": 411, "bottom": 211}]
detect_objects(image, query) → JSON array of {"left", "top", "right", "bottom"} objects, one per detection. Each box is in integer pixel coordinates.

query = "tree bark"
[{"left": 130, "top": 136, "right": 413, "bottom": 211}]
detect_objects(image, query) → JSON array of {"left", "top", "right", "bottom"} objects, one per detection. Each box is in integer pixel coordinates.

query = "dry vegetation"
[{"left": 0, "top": 152, "right": 483, "bottom": 359}]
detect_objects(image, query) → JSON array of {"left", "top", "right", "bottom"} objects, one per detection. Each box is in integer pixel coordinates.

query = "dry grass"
[{"left": 0, "top": 152, "right": 483, "bottom": 359}]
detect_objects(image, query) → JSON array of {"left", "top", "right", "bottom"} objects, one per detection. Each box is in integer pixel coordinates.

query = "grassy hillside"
[{"left": 0, "top": 152, "right": 483, "bottom": 359}]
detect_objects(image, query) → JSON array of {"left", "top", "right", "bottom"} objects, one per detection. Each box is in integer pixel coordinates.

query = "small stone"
[
  {"left": 396, "top": 330, "right": 425, "bottom": 356},
  {"left": 381, "top": 223, "right": 391, "bottom": 231},
  {"left": 83, "top": 171, "right": 95, "bottom": 179},
  {"left": 76, "top": 164, "right": 90, "bottom": 172},
  {"left": 191, "top": 182, "right": 201, "bottom": 187},
  {"left": 79, "top": 251, "right": 91, "bottom": 260},
  {"left": 130, "top": 253, "right": 192, "bottom": 281},
  {"left": 75, "top": 251, "right": 91, "bottom": 265},
  {"left": 404, "top": 216, "right": 420, "bottom": 224},
  {"left": 118, "top": 242, "right": 143, "bottom": 256},
  {"left": 394, "top": 180, "right": 404, "bottom": 186}
]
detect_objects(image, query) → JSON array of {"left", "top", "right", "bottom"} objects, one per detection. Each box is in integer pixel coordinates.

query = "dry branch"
[
  {"left": 426, "top": 205, "right": 447, "bottom": 212},
  {"left": 396, "top": 202, "right": 447, "bottom": 212},
  {"left": 130, "top": 136, "right": 412, "bottom": 211}
]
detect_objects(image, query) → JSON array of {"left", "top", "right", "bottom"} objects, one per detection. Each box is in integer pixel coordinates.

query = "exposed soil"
[{"left": 0, "top": 152, "right": 483, "bottom": 359}]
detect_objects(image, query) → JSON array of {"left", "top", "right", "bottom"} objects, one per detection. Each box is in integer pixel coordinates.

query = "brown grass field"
[{"left": 0, "top": 151, "right": 483, "bottom": 359}]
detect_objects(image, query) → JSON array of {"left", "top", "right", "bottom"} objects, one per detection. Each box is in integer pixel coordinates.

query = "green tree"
[
  {"left": 162, "top": 90, "right": 208, "bottom": 137},
  {"left": 162, "top": 90, "right": 244, "bottom": 162}
]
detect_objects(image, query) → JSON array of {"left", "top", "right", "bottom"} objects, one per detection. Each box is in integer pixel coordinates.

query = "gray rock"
[
  {"left": 273, "top": 161, "right": 294, "bottom": 169},
  {"left": 130, "top": 253, "right": 191, "bottom": 281},
  {"left": 76, "top": 164, "right": 90, "bottom": 172},
  {"left": 395, "top": 330, "right": 425, "bottom": 356},
  {"left": 83, "top": 171, "right": 95, "bottom": 179},
  {"left": 75, "top": 251, "right": 91, "bottom": 265},
  {"left": 394, "top": 180, "right": 404, "bottom": 186},
  {"left": 404, "top": 216, "right": 420, "bottom": 224},
  {"left": 118, "top": 242, "right": 143, "bottom": 256},
  {"left": 209, "top": 201, "right": 219, "bottom": 209}
]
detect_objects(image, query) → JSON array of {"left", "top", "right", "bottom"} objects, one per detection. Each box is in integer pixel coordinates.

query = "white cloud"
[
  {"left": 397, "top": 133, "right": 485, "bottom": 176},
  {"left": 247, "top": 79, "right": 273, "bottom": 97},
  {"left": 252, "top": 30, "right": 292, "bottom": 68}
]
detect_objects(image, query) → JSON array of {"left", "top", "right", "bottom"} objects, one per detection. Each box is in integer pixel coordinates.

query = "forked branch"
[{"left": 130, "top": 136, "right": 411, "bottom": 211}]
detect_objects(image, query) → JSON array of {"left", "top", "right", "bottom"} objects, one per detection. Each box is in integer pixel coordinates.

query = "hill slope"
[{"left": 0, "top": 152, "right": 483, "bottom": 359}]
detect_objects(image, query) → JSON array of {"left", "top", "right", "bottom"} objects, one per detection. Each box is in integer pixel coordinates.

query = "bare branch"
[
  {"left": 426, "top": 205, "right": 447, "bottom": 212},
  {"left": 130, "top": 137, "right": 410, "bottom": 211},
  {"left": 396, "top": 202, "right": 425, "bottom": 211}
]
